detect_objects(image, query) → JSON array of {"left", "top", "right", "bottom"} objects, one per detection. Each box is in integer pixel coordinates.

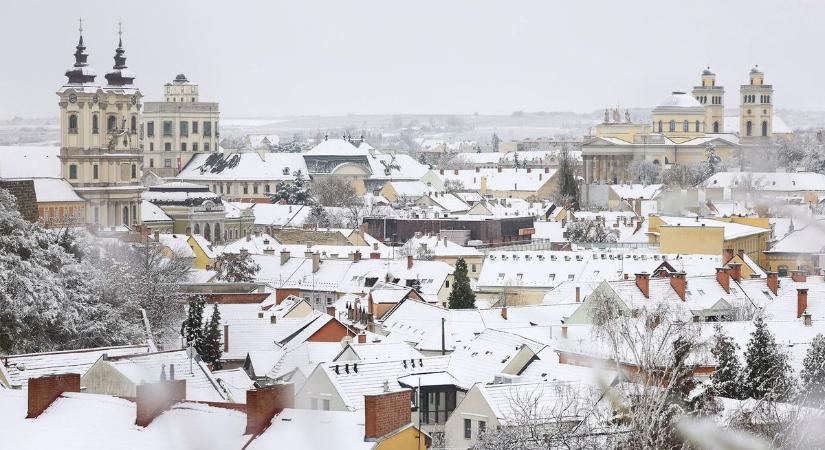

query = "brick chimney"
[
  {"left": 575, "top": 286, "right": 581, "bottom": 303},
  {"left": 245, "top": 383, "right": 295, "bottom": 435},
  {"left": 804, "top": 311, "right": 813, "bottom": 327},
  {"left": 27, "top": 373, "right": 81, "bottom": 418},
  {"left": 364, "top": 390, "right": 412, "bottom": 441},
  {"left": 135, "top": 380, "right": 187, "bottom": 427},
  {"left": 737, "top": 249, "right": 745, "bottom": 260},
  {"left": 497, "top": 166, "right": 502, "bottom": 173},
  {"left": 358, "top": 333, "right": 367, "bottom": 344},
  {"left": 635, "top": 272, "right": 650, "bottom": 298},
  {"left": 722, "top": 248, "right": 734, "bottom": 264},
  {"left": 353, "top": 250, "right": 361, "bottom": 263},
  {"left": 407, "top": 254, "right": 413, "bottom": 270},
  {"left": 561, "top": 325, "right": 568, "bottom": 338},
  {"left": 716, "top": 267, "right": 730, "bottom": 294},
  {"left": 670, "top": 271, "right": 686, "bottom": 302},
  {"left": 326, "top": 305, "right": 336, "bottom": 318},
  {"left": 500, "top": 306, "right": 508, "bottom": 320},
  {"left": 526, "top": 167, "right": 532, "bottom": 173},
  {"left": 280, "top": 249, "right": 290, "bottom": 265},
  {"left": 792, "top": 270, "right": 807, "bottom": 283},
  {"left": 312, "top": 252, "right": 320, "bottom": 274},
  {"left": 767, "top": 272, "right": 779, "bottom": 296},
  {"left": 439, "top": 169, "right": 444, "bottom": 175},
  {"left": 729, "top": 263, "right": 742, "bottom": 283},
  {"left": 153, "top": 230, "right": 160, "bottom": 242},
  {"left": 797, "top": 288, "right": 809, "bottom": 319},
  {"left": 270, "top": 315, "right": 277, "bottom": 324},
  {"left": 453, "top": 169, "right": 459, "bottom": 175},
  {"left": 370, "top": 251, "right": 381, "bottom": 259}
]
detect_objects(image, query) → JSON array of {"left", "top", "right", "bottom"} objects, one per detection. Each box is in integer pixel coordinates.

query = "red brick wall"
[
  {"left": 136, "top": 380, "right": 187, "bottom": 427},
  {"left": 276, "top": 289, "right": 300, "bottom": 304},
  {"left": 364, "top": 390, "right": 412, "bottom": 440},
  {"left": 27, "top": 373, "right": 81, "bottom": 418},
  {"left": 307, "top": 319, "right": 355, "bottom": 342},
  {"left": 0, "top": 180, "right": 38, "bottom": 223},
  {"left": 245, "top": 383, "right": 294, "bottom": 435}
]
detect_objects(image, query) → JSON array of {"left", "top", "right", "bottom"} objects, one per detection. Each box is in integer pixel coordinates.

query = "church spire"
[
  {"left": 65, "top": 18, "right": 97, "bottom": 85},
  {"left": 105, "top": 21, "right": 135, "bottom": 86}
]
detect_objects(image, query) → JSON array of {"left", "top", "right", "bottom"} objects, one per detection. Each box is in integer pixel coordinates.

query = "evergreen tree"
[
  {"left": 710, "top": 324, "right": 744, "bottom": 399},
  {"left": 556, "top": 145, "right": 579, "bottom": 209},
  {"left": 800, "top": 333, "right": 825, "bottom": 405},
  {"left": 181, "top": 295, "right": 205, "bottom": 349},
  {"left": 447, "top": 257, "right": 475, "bottom": 309},
  {"left": 271, "top": 170, "right": 313, "bottom": 205},
  {"left": 215, "top": 251, "right": 261, "bottom": 283},
  {"left": 743, "top": 316, "right": 796, "bottom": 401},
  {"left": 201, "top": 303, "right": 223, "bottom": 369}
]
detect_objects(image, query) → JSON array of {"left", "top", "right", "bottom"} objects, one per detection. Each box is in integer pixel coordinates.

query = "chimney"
[
  {"left": 270, "top": 315, "right": 277, "bottom": 324},
  {"left": 797, "top": 288, "right": 809, "bottom": 319},
  {"left": 527, "top": 167, "right": 532, "bottom": 173},
  {"left": 312, "top": 252, "right": 320, "bottom": 274},
  {"left": 723, "top": 248, "right": 734, "bottom": 264},
  {"left": 370, "top": 251, "right": 381, "bottom": 259},
  {"left": 475, "top": 167, "right": 480, "bottom": 173},
  {"left": 358, "top": 333, "right": 367, "bottom": 344},
  {"left": 497, "top": 166, "right": 502, "bottom": 173},
  {"left": 792, "top": 270, "right": 807, "bottom": 283},
  {"left": 716, "top": 267, "right": 730, "bottom": 294},
  {"left": 153, "top": 230, "right": 160, "bottom": 242},
  {"left": 373, "top": 242, "right": 379, "bottom": 251},
  {"left": 135, "top": 380, "right": 187, "bottom": 427},
  {"left": 364, "top": 390, "right": 412, "bottom": 441},
  {"left": 804, "top": 311, "right": 813, "bottom": 327},
  {"left": 737, "top": 249, "right": 745, "bottom": 260},
  {"left": 670, "top": 271, "right": 686, "bottom": 302},
  {"left": 575, "top": 286, "right": 581, "bottom": 303},
  {"left": 767, "top": 272, "right": 779, "bottom": 296},
  {"left": 326, "top": 305, "right": 336, "bottom": 317},
  {"left": 353, "top": 250, "right": 361, "bottom": 263},
  {"left": 223, "top": 324, "right": 229, "bottom": 353},
  {"left": 544, "top": 167, "right": 549, "bottom": 173},
  {"left": 280, "top": 249, "right": 290, "bottom": 265},
  {"left": 246, "top": 384, "right": 295, "bottom": 435},
  {"left": 729, "top": 263, "right": 742, "bottom": 283},
  {"left": 635, "top": 272, "right": 650, "bottom": 299},
  {"left": 27, "top": 374, "right": 81, "bottom": 418},
  {"left": 439, "top": 169, "right": 444, "bottom": 175},
  {"left": 453, "top": 169, "right": 459, "bottom": 175},
  {"left": 561, "top": 325, "right": 568, "bottom": 339},
  {"left": 407, "top": 254, "right": 413, "bottom": 270},
  {"left": 185, "top": 226, "right": 192, "bottom": 236},
  {"left": 501, "top": 306, "right": 508, "bottom": 320}
]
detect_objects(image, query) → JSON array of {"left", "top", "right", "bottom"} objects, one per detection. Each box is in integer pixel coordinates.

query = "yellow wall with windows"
[
  {"left": 764, "top": 254, "right": 819, "bottom": 275},
  {"left": 651, "top": 112, "right": 706, "bottom": 143},
  {"left": 374, "top": 425, "right": 430, "bottom": 450},
  {"left": 186, "top": 235, "right": 214, "bottom": 269}
]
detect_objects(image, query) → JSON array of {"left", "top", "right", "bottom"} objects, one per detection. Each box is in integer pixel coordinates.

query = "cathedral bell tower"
[
  {"left": 691, "top": 67, "right": 725, "bottom": 133},
  {"left": 739, "top": 66, "right": 773, "bottom": 141}
]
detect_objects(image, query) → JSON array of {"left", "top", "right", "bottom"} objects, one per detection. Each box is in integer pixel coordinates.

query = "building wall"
[
  {"left": 186, "top": 235, "right": 214, "bottom": 269},
  {"left": 295, "top": 369, "right": 349, "bottom": 411},
  {"left": 38, "top": 201, "right": 87, "bottom": 226},
  {"left": 0, "top": 180, "right": 39, "bottom": 222},
  {"left": 658, "top": 226, "right": 725, "bottom": 255},
  {"left": 80, "top": 361, "right": 137, "bottom": 397},
  {"left": 444, "top": 385, "right": 500, "bottom": 450},
  {"left": 142, "top": 101, "right": 220, "bottom": 177},
  {"left": 375, "top": 425, "right": 430, "bottom": 450},
  {"left": 307, "top": 319, "right": 355, "bottom": 342}
]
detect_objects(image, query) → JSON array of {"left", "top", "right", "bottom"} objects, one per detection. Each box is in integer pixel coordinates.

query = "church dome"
[
  {"left": 174, "top": 73, "right": 189, "bottom": 83},
  {"left": 657, "top": 91, "right": 702, "bottom": 108}
]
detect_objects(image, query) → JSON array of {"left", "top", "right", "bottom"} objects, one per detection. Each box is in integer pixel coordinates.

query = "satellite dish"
[{"left": 340, "top": 335, "right": 354, "bottom": 348}]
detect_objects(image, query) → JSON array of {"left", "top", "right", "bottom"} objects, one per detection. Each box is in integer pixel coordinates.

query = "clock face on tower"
[{"left": 68, "top": 94, "right": 77, "bottom": 104}]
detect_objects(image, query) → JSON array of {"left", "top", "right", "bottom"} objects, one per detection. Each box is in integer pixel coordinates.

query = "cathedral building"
[
  {"left": 57, "top": 23, "right": 144, "bottom": 228},
  {"left": 581, "top": 67, "right": 792, "bottom": 187}
]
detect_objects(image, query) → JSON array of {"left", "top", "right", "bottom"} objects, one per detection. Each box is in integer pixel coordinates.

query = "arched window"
[
  {"left": 107, "top": 115, "right": 117, "bottom": 131},
  {"left": 713, "top": 121, "right": 719, "bottom": 133},
  {"left": 204, "top": 223, "right": 211, "bottom": 241},
  {"left": 92, "top": 114, "right": 99, "bottom": 134},
  {"left": 746, "top": 120, "right": 753, "bottom": 136},
  {"left": 214, "top": 224, "right": 221, "bottom": 243},
  {"left": 194, "top": 223, "right": 201, "bottom": 235},
  {"left": 762, "top": 121, "right": 768, "bottom": 136},
  {"left": 122, "top": 206, "right": 129, "bottom": 225},
  {"left": 683, "top": 120, "right": 689, "bottom": 132},
  {"left": 695, "top": 120, "right": 701, "bottom": 132},
  {"left": 657, "top": 121, "right": 662, "bottom": 132},
  {"left": 131, "top": 164, "right": 137, "bottom": 179},
  {"left": 68, "top": 114, "right": 78, "bottom": 133},
  {"left": 131, "top": 116, "right": 137, "bottom": 134},
  {"left": 669, "top": 120, "right": 675, "bottom": 132}
]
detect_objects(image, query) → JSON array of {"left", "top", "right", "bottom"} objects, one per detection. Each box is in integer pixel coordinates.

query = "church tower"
[
  {"left": 57, "top": 21, "right": 144, "bottom": 228},
  {"left": 739, "top": 66, "right": 773, "bottom": 141},
  {"left": 691, "top": 67, "right": 725, "bottom": 133}
]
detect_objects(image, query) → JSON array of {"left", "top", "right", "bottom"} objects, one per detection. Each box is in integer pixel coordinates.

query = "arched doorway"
[
  {"left": 746, "top": 121, "right": 753, "bottom": 136},
  {"left": 713, "top": 121, "right": 719, "bottom": 133},
  {"left": 762, "top": 121, "right": 768, "bottom": 136}
]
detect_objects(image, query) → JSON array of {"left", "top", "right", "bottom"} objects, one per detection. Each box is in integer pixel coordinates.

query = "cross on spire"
[{"left": 117, "top": 20, "right": 123, "bottom": 47}]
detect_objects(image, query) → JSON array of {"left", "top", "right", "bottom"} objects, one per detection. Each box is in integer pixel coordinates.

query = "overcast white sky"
[{"left": 2, "top": 0, "right": 824, "bottom": 119}]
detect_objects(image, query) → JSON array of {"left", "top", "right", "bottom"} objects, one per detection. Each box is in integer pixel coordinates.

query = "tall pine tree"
[
  {"left": 201, "top": 303, "right": 223, "bottom": 370},
  {"left": 556, "top": 145, "right": 579, "bottom": 209},
  {"left": 800, "top": 333, "right": 825, "bottom": 405},
  {"left": 181, "top": 295, "right": 205, "bottom": 350},
  {"left": 743, "top": 316, "right": 796, "bottom": 401},
  {"left": 447, "top": 257, "right": 475, "bottom": 309},
  {"left": 710, "top": 324, "right": 743, "bottom": 399}
]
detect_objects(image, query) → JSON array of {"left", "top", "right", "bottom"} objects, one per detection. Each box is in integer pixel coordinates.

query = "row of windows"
[
  {"left": 464, "top": 418, "right": 487, "bottom": 439},
  {"left": 656, "top": 120, "right": 704, "bottom": 133},
  {"left": 695, "top": 95, "right": 722, "bottom": 105},
  {"left": 68, "top": 163, "right": 136, "bottom": 180},
  {"left": 148, "top": 142, "right": 211, "bottom": 152},
  {"left": 745, "top": 120, "right": 769, "bottom": 137},
  {"left": 67, "top": 114, "right": 137, "bottom": 135},
  {"left": 743, "top": 94, "right": 770, "bottom": 104},
  {"left": 147, "top": 120, "right": 215, "bottom": 137}
]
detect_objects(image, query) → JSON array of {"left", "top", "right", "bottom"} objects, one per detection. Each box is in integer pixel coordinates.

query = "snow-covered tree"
[
  {"left": 710, "top": 324, "right": 743, "bottom": 399},
  {"left": 447, "top": 257, "right": 475, "bottom": 309},
  {"left": 443, "top": 179, "right": 466, "bottom": 193},
  {"left": 215, "top": 251, "right": 260, "bottom": 283},
  {"left": 742, "top": 316, "right": 796, "bottom": 401},
  {"left": 200, "top": 303, "right": 223, "bottom": 369},
  {"left": 565, "top": 219, "right": 619, "bottom": 244},
  {"left": 628, "top": 160, "right": 661, "bottom": 185},
  {"left": 181, "top": 295, "right": 205, "bottom": 349},
  {"left": 799, "top": 333, "right": 825, "bottom": 405},
  {"left": 554, "top": 144, "right": 579, "bottom": 208},
  {"left": 271, "top": 170, "right": 313, "bottom": 205}
]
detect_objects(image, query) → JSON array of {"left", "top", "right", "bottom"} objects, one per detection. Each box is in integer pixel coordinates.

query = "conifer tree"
[
  {"left": 710, "top": 324, "right": 743, "bottom": 399},
  {"left": 556, "top": 144, "right": 579, "bottom": 209},
  {"left": 800, "top": 333, "right": 825, "bottom": 405},
  {"left": 447, "top": 257, "right": 475, "bottom": 309},
  {"left": 215, "top": 251, "right": 260, "bottom": 283},
  {"left": 181, "top": 295, "right": 205, "bottom": 349},
  {"left": 200, "top": 303, "right": 223, "bottom": 370},
  {"left": 743, "top": 316, "right": 796, "bottom": 401}
]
